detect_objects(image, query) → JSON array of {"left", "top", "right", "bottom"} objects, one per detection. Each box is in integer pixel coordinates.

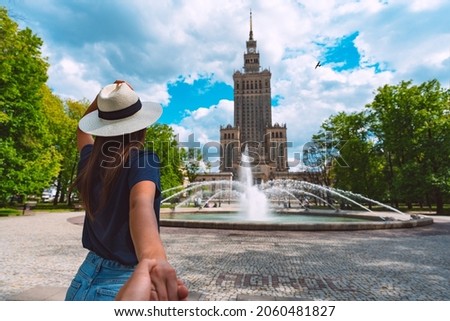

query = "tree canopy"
[
  {"left": 145, "top": 123, "right": 184, "bottom": 194},
  {"left": 0, "top": 7, "right": 61, "bottom": 204},
  {"left": 367, "top": 79, "right": 450, "bottom": 213},
  {"left": 313, "top": 79, "right": 450, "bottom": 214}
]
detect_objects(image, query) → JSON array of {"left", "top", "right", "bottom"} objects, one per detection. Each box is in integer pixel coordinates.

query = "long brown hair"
[{"left": 75, "top": 129, "right": 147, "bottom": 220}]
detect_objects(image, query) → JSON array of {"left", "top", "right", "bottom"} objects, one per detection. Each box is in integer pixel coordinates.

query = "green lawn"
[
  {"left": 0, "top": 203, "right": 77, "bottom": 216},
  {"left": 0, "top": 208, "right": 21, "bottom": 216}
]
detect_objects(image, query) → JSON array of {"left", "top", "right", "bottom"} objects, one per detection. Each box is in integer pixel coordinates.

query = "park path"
[{"left": 1, "top": 211, "right": 450, "bottom": 300}]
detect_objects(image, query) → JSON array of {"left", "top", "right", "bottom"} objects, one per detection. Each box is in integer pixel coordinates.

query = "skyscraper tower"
[{"left": 220, "top": 12, "right": 288, "bottom": 183}]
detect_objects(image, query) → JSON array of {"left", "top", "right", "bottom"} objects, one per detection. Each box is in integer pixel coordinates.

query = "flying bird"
[{"left": 315, "top": 61, "right": 321, "bottom": 69}]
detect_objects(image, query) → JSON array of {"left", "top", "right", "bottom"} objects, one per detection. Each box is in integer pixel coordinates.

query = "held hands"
[
  {"left": 147, "top": 259, "right": 188, "bottom": 301},
  {"left": 115, "top": 258, "right": 188, "bottom": 301}
]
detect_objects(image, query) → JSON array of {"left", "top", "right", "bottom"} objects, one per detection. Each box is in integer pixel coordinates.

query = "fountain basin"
[{"left": 160, "top": 208, "right": 434, "bottom": 231}]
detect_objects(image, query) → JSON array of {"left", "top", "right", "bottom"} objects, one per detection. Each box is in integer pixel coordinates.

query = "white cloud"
[
  {"left": 140, "top": 83, "right": 171, "bottom": 105},
  {"left": 169, "top": 99, "right": 233, "bottom": 152},
  {"left": 407, "top": 0, "right": 446, "bottom": 12},
  {"left": 5, "top": 0, "right": 450, "bottom": 162},
  {"left": 47, "top": 56, "right": 101, "bottom": 100}
]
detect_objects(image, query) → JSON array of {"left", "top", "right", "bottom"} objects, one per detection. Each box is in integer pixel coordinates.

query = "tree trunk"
[
  {"left": 67, "top": 152, "right": 79, "bottom": 206},
  {"left": 407, "top": 202, "right": 413, "bottom": 210},
  {"left": 435, "top": 189, "right": 444, "bottom": 215},
  {"left": 53, "top": 172, "right": 62, "bottom": 206}
]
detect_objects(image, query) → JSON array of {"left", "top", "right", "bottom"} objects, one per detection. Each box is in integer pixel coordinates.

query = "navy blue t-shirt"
[{"left": 78, "top": 144, "right": 161, "bottom": 266}]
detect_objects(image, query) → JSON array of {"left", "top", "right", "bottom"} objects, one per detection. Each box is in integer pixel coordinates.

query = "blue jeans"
[{"left": 65, "top": 251, "right": 135, "bottom": 301}]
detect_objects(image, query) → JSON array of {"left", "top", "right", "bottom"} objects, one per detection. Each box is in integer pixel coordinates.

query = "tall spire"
[{"left": 249, "top": 10, "right": 253, "bottom": 41}]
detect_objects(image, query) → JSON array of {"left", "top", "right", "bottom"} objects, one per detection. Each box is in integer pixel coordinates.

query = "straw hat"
[{"left": 78, "top": 82, "right": 162, "bottom": 136}]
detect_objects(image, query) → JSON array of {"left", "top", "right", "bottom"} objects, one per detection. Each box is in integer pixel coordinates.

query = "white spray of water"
[{"left": 238, "top": 146, "right": 271, "bottom": 220}]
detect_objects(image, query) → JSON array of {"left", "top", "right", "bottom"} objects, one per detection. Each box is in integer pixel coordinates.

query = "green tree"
[
  {"left": 59, "top": 99, "right": 89, "bottom": 204},
  {"left": 366, "top": 79, "right": 450, "bottom": 213},
  {"left": 311, "top": 79, "right": 449, "bottom": 214},
  {"left": 313, "top": 111, "right": 386, "bottom": 207},
  {"left": 43, "top": 93, "right": 88, "bottom": 205},
  {"left": 409, "top": 80, "right": 449, "bottom": 212},
  {"left": 0, "top": 8, "right": 61, "bottom": 204},
  {"left": 145, "top": 124, "right": 184, "bottom": 194},
  {"left": 40, "top": 85, "right": 66, "bottom": 203},
  {"left": 181, "top": 147, "right": 203, "bottom": 183},
  {"left": 367, "top": 81, "right": 418, "bottom": 207}
]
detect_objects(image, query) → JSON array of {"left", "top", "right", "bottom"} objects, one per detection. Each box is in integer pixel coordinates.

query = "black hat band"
[{"left": 98, "top": 99, "right": 142, "bottom": 120}]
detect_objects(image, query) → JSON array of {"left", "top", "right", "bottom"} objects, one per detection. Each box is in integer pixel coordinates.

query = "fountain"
[
  {"left": 160, "top": 150, "right": 433, "bottom": 231},
  {"left": 238, "top": 146, "right": 270, "bottom": 221}
]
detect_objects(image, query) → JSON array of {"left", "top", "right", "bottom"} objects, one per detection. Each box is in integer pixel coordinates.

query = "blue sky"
[{"left": 2, "top": 0, "right": 449, "bottom": 171}]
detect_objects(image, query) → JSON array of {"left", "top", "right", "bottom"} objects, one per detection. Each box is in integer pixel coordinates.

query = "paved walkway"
[{"left": 1, "top": 211, "right": 450, "bottom": 301}]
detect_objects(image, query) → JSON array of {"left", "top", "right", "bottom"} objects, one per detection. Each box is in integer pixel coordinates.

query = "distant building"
[
  {"left": 195, "top": 12, "right": 308, "bottom": 185},
  {"left": 219, "top": 12, "right": 289, "bottom": 183}
]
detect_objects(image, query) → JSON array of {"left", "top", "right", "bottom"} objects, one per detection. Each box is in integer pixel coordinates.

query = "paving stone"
[{"left": 1, "top": 212, "right": 449, "bottom": 301}]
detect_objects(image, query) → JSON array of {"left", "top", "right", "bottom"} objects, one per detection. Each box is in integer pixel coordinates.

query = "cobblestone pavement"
[{"left": 1, "top": 212, "right": 449, "bottom": 301}]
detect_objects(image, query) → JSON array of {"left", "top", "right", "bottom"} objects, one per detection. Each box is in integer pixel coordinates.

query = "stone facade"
[{"left": 219, "top": 12, "right": 289, "bottom": 183}]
